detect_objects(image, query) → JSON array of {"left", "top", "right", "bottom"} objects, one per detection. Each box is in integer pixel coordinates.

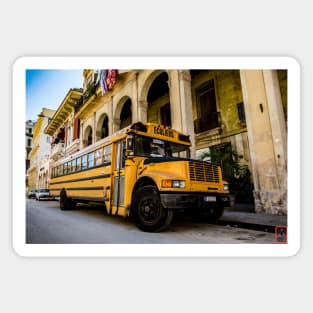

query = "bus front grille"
[{"left": 189, "top": 161, "right": 220, "bottom": 183}]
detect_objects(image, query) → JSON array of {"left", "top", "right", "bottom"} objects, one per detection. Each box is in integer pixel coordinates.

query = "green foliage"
[{"left": 200, "top": 149, "right": 254, "bottom": 203}]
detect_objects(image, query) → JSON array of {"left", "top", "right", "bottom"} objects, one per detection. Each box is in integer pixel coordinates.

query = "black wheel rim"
[{"left": 138, "top": 197, "right": 161, "bottom": 224}]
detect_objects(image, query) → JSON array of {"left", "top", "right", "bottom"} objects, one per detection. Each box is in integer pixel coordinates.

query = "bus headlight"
[
  {"left": 223, "top": 184, "right": 229, "bottom": 191},
  {"left": 162, "top": 180, "right": 186, "bottom": 188}
]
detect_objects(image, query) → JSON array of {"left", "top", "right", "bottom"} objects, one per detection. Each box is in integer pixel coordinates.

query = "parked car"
[
  {"left": 27, "top": 189, "right": 38, "bottom": 199},
  {"left": 36, "top": 188, "right": 51, "bottom": 201}
]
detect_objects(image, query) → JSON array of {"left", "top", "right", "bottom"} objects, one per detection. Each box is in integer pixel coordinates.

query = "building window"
[
  {"left": 73, "top": 118, "right": 80, "bottom": 140},
  {"left": 237, "top": 102, "right": 246, "bottom": 123},
  {"left": 194, "top": 79, "right": 219, "bottom": 133},
  {"left": 161, "top": 103, "right": 171, "bottom": 127},
  {"left": 100, "top": 116, "right": 109, "bottom": 139},
  {"left": 120, "top": 99, "right": 132, "bottom": 129}
]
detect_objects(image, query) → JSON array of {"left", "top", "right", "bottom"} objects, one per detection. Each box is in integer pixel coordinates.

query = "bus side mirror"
[{"left": 125, "top": 136, "right": 134, "bottom": 158}]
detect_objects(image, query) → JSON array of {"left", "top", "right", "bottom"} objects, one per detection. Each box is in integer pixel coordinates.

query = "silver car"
[
  {"left": 27, "top": 189, "right": 38, "bottom": 199},
  {"left": 36, "top": 188, "right": 51, "bottom": 201}
]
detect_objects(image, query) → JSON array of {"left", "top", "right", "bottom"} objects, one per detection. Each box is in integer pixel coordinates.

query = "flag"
[
  {"left": 107, "top": 70, "right": 117, "bottom": 90},
  {"left": 100, "top": 70, "right": 108, "bottom": 95}
]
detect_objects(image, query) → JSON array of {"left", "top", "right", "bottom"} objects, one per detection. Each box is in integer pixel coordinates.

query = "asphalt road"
[{"left": 26, "top": 199, "right": 275, "bottom": 244}]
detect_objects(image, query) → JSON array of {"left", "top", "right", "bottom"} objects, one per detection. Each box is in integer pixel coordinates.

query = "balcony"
[
  {"left": 65, "top": 139, "right": 80, "bottom": 156},
  {"left": 75, "top": 82, "right": 99, "bottom": 113},
  {"left": 50, "top": 142, "right": 65, "bottom": 161},
  {"left": 194, "top": 112, "right": 221, "bottom": 134}
]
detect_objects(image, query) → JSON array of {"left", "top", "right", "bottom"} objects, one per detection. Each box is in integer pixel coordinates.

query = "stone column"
[
  {"left": 79, "top": 121, "right": 84, "bottom": 150},
  {"left": 108, "top": 96, "right": 113, "bottom": 135},
  {"left": 113, "top": 118, "right": 120, "bottom": 133},
  {"left": 240, "top": 70, "right": 287, "bottom": 214},
  {"left": 93, "top": 112, "right": 96, "bottom": 143},
  {"left": 138, "top": 100, "right": 148, "bottom": 123},
  {"left": 178, "top": 70, "right": 196, "bottom": 158},
  {"left": 131, "top": 73, "right": 139, "bottom": 123},
  {"left": 263, "top": 70, "right": 288, "bottom": 190},
  {"left": 168, "top": 70, "right": 183, "bottom": 131}
]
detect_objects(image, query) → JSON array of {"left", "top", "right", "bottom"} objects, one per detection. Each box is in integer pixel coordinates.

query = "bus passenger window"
[
  {"left": 71, "top": 159, "right": 76, "bottom": 172},
  {"left": 103, "top": 145, "right": 112, "bottom": 164},
  {"left": 88, "top": 152, "right": 94, "bottom": 168},
  {"left": 76, "top": 157, "right": 81, "bottom": 171},
  {"left": 67, "top": 161, "right": 72, "bottom": 173},
  {"left": 82, "top": 155, "right": 87, "bottom": 170},
  {"left": 59, "top": 164, "right": 63, "bottom": 176},
  {"left": 121, "top": 140, "right": 126, "bottom": 167},
  {"left": 95, "top": 149, "right": 103, "bottom": 165}
]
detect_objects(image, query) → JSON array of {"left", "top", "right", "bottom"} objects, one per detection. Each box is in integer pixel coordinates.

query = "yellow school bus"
[{"left": 49, "top": 122, "right": 229, "bottom": 232}]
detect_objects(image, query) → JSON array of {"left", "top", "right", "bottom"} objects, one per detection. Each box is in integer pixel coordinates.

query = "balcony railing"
[
  {"left": 65, "top": 139, "right": 80, "bottom": 156},
  {"left": 194, "top": 112, "right": 221, "bottom": 134},
  {"left": 75, "top": 82, "right": 100, "bottom": 113},
  {"left": 50, "top": 142, "right": 65, "bottom": 160}
]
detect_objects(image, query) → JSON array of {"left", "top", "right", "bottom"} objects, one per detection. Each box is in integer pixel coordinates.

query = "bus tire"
[
  {"left": 60, "top": 190, "right": 75, "bottom": 211},
  {"left": 203, "top": 207, "right": 224, "bottom": 222},
  {"left": 133, "top": 185, "right": 173, "bottom": 232}
]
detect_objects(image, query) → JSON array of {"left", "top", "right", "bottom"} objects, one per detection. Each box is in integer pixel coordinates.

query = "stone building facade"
[
  {"left": 44, "top": 69, "right": 287, "bottom": 215},
  {"left": 27, "top": 108, "right": 55, "bottom": 190},
  {"left": 25, "top": 119, "right": 35, "bottom": 188}
]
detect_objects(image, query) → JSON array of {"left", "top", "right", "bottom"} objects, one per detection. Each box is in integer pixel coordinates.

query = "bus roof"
[{"left": 55, "top": 122, "right": 191, "bottom": 164}]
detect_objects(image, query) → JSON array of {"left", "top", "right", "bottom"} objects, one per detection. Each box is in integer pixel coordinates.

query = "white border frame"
[{"left": 13, "top": 56, "right": 300, "bottom": 257}]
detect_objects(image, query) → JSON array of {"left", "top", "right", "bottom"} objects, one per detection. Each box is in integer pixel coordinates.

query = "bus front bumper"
[{"left": 160, "top": 192, "right": 230, "bottom": 210}]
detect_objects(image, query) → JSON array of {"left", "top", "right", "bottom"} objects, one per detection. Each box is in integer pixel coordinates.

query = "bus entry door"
[{"left": 112, "top": 140, "right": 126, "bottom": 216}]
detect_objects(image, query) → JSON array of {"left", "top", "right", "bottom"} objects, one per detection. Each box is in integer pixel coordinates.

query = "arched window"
[
  {"left": 147, "top": 72, "right": 171, "bottom": 126},
  {"left": 120, "top": 98, "right": 132, "bottom": 129},
  {"left": 100, "top": 116, "right": 109, "bottom": 139},
  {"left": 84, "top": 126, "right": 93, "bottom": 147}
]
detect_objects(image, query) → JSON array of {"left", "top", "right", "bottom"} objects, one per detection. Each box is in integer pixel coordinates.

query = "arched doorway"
[
  {"left": 147, "top": 72, "right": 171, "bottom": 126},
  {"left": 84, "top": 126, "right": 93, "bottom": 147},
  {"left": 120, "top": 98, "right": 132, "bottom": 129},
  {"left": 96, "top": 114, "right": 109, "bottom": 140}
]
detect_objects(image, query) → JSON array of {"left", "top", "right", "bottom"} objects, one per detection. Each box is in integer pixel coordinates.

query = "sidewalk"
[{"left": 220, "top": 203, "right": 287, "bottom": 231}]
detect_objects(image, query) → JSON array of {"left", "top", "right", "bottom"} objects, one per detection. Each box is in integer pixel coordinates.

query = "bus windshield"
[{"left": 134, "top": 135, "right": 190, "bottom": 158}]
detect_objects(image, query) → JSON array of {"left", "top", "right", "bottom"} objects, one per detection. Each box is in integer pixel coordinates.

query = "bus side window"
[
  {"left": 64, "top": 163, "right": 67, "bottom": 174},
  {"left": 103, "top": 145, "right": 112, "bottom": 164},
  {"left": 76, "top": 157, "right": 81, "bottom": 171},
  {"left": 88, "top": 152, "right": 94, "bottom": 168},
  {"left": 59, "top": 164, "right": 63, "bottom": 176},
  {"left": 82, "top": 155, "right": 87, "bottom": 170},
  {"left": 71, "top": 159, "right": 76, "bottom": 172},
  {"left": 121, "top": 140, "right": 126, "bottom": 168},
  {"left": 95, "top": 149, "right": 103, "bottom": 166},
  {"left": 67, "top": 161, "right": 72, "bottom": 173}
]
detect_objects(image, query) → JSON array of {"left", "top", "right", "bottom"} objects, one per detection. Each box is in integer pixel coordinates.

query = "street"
[{"left": 26, "top": 199, "right": 274, "bottom": 244}]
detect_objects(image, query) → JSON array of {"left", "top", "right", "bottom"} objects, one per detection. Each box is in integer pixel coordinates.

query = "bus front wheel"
[{"left": 133, "top": 185, "right": 173, "bottom": 232}]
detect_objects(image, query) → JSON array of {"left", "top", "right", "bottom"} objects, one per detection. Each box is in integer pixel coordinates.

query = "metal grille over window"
[{"left": 189, "top": 161, "right": 220, "bottom": 183}]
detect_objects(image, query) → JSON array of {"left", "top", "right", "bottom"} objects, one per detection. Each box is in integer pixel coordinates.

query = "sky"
[{"left": 26, "top": 69, "right": 83, "bottom": 121}]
